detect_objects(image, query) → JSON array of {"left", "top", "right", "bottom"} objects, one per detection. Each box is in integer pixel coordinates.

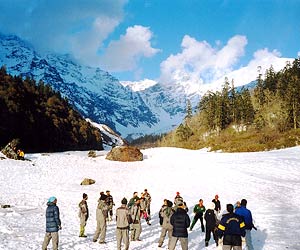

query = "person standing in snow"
[
  {"left": 217, "top": 204, "right": 245, "bottom": 250},
  {"left": 158, "top": 199, "right": 174, "bottom": 248},
  {"left": 127, "top": 192, "right": 139, "bottom": 211},
  {"left": 190, "top": 199, "right": 206, "bottom": 232},
  {"left": 105, "top": 190, "right": 115, "bottom": 221},
  {"left": 212, "top": 194, "right": 221, "bottom": 214},
  {"left": 78, "top": 193, "right": 89, "bottom": 237},
  {"left": 42, "top": 196, "right": 62, "bottom": 250},
  {"left": 140, "top": 193, "right": 151, "bottom": 225},
  {"left": 174, "top": 192, "right": 183, "bottom": 206},
  {"left": 204, "top": 202, "right": 219, "bottom": 247},
  {"left": 116, "top": 198, "right": 132, "bottom": 250},
  {"left": 235, "top": 199, "right": 255, "bottom": 250},
  {"left": 169, "top": 201, "right": 190, "bottom": 250},
  {"left": 174, "top": 192, "right": 189, "bottom": 212},
  {"left": 159, "top": 199, "right": 168, "bottom": 226},
  {"left": 130, "top": 198, "right": 142, "bottom": 241},
  {"left": 93, "top": 192, "right": 109, "bottom": 244},
  {"left": 143, "top": 188, "right": 152, "bottom": 217}
]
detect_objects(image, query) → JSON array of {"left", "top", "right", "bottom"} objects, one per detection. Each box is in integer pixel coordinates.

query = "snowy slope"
[
  {"left": 1, "top": 147, "right": 300, "bottom": 249},
  {"left": 86, "top": 119, "right": 126, "bottom": 149}
]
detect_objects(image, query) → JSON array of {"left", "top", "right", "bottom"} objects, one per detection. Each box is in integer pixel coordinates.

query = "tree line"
[
  {"left": 159, "top": 58, "right": 300, "bottom": 151},
  {"left": 0, "top": 66, "right": 103, "bottom": 152}
]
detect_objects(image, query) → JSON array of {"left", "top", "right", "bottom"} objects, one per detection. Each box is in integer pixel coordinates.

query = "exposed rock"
[
  {"left": 1, "top": 139, "right": 20, "bottom": 160},
  {"left": 1, "top": 205, "right": 11, "bottom": 208},
  {"left": 80, "top": 178, "right": 96, "bottom": 185},
  {"left": 106, "top": 146, "right": 143, "bottom": 162},
  {"left": 88, "top": 150, "right": 97, "bottom": 158}
]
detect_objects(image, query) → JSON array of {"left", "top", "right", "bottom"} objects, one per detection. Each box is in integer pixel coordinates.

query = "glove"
[{"left": 58, "top": 225, "right": 62, "bottom": 230}]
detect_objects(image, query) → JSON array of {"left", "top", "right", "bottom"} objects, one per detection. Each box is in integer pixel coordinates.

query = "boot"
[{"left": 205, "top": 241, "right": 208, "bottom": 247}]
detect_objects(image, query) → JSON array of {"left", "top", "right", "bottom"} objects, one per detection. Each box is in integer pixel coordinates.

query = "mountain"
[
  {"left": 0, "top": 33, "right": 292, "bottom": 140},
  {"left": 0, "top": 34, "right": 159, "bottom": 139},
  {"left": 0, "top": 67, "right": 104, "bottom": 152}
]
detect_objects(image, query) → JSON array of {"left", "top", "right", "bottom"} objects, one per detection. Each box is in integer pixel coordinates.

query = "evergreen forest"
[
  {"left": 0, "top": 66, "right": 103, "bottom": 153},
  {"left": 159, "top": 58, "right": 300, "bottom": 152}
]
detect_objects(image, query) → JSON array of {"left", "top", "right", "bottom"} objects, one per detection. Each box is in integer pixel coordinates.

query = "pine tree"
[
  {"left": 254, "top": 66, "right": 265, "bottom": 107},
  {"left": 240, "top": 88, "right": 255, "bottom": 125},
  {"left": 219, "top": 78, "right": 232, "bottom": 130},
  {"left": 184, "top": 99, "right": 193, "bottom": 124},
  {"left": 264, "top": 65, "right": 277, "bottom": 92}
]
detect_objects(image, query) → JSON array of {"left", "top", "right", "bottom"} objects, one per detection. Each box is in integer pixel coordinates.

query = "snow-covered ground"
[{"left": 1, "top": 146, "right": 300, "bottom": 250}]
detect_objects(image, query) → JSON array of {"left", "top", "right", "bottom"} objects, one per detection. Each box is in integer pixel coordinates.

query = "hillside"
[
  {"left": 159, "top": 59, "right": 300, "bottom": 152},
  {"left": 0, "top": 67, "right": 103, "bottom": 152}
]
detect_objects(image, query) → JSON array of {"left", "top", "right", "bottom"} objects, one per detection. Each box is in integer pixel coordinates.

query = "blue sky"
[{"left": 0, "top": 0, "right": 299, "bottom": 84}]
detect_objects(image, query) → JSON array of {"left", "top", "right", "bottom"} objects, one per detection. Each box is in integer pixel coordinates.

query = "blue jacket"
[
  {"left": 170, "top": 208, "right": 190, "bottom": 238},
  {"left": 235, "top": 206, "right": 253, "bottom": 230},
  {"left": 45, "top": 202, "right": 61, "bottom": 232}
]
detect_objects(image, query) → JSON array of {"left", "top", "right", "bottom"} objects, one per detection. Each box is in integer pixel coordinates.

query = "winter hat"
[
  {"left": 176, "top": 192, "right": 180, "bottom": 195},
  {"left": 121, "top": 197, "right": 128, "bottom": 205},
  {"left": 83, "top": 193, "right": 88, "bottom": 199},
  {"left": 48, "top": 196, "right": 57, "bottom": 203},
  {"left": 208, "top": 202, "right": 215, "bottom": 210}
]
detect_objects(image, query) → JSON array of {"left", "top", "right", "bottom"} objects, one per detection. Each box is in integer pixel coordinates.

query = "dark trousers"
[
  {"left": 205, "top": 227, "right": 217, "bottom": 245},
  {"left": 190, "top": 213, "right": 204, "bottom": 231}
]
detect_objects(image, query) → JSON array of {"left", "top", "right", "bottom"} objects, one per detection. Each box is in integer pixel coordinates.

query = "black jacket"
[
  {"left": 204, "top": 209, "right": 217, "bottom": 230},
  {"left": 212, "top": 199, "right": 221, "bottom": 212},
  {"left": 170, "top": 208, "right": 190, "bottom": 237}
]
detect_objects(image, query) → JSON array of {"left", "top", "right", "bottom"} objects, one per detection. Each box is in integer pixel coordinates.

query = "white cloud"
[
  {"left": 159, "top": 35, "right": 247, "bottom": 84},
  {"left": 70, "top": 15, "right": 120, "bottom": 65},
  {"left": 98, "top": 25, "right": 161, "bottom": 71},
  {"left": 0, "top": 0, "right": 126, "bottom": 62},
  {"left": 210, "top": 48, "right": 288, "bottom": 89}
]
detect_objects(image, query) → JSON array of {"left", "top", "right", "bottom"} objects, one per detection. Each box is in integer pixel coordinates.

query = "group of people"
[
  {"left": 158, "top": 193, "right": 255, "bottom": 250},
  {"left": 78, "top": 190, "right": 115, "bottom": 243},
  {"left": 42, "top": 191, "right": 255, "bottom": 250}
]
